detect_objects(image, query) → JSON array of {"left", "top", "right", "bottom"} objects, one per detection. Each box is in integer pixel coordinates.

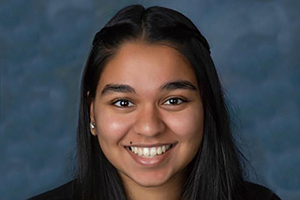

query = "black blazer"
[{"left": 28, "top": 179, "right": 281, "bottom": 200}]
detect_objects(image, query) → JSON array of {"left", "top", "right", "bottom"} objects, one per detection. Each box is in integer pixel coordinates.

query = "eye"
[
  {"left": 163, "top": 98, "right": 187, "bottom": 105},
  {"left": 112, "top": 99, "right": 134, "bottom": 108}
]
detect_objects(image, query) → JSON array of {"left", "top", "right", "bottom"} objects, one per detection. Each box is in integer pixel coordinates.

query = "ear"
[{"left": 88, "top": 92, "right": 97, "bottom": 136}]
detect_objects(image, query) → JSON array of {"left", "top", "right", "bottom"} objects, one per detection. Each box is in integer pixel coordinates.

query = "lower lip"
[{"left": 126, "top": 146, "right": 175, "bottom": 167}]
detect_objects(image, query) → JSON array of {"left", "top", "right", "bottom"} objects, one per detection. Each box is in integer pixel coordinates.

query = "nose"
[{"left": 133, "top": 105, "right": 166, "bottom": 137}]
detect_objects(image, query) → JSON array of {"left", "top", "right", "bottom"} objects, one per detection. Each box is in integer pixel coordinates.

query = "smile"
[{"left": 127, "top": 144, "right": 175, "bottom": 158}]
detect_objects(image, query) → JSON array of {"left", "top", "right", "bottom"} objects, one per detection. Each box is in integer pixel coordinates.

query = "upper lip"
[{"left": 124, "top": 142, "right": 178, "bottom": 147}]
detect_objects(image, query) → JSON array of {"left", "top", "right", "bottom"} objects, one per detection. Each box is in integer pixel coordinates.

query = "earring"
[{"left": 90, "top": 123, "right": 95, "bottom": 129}]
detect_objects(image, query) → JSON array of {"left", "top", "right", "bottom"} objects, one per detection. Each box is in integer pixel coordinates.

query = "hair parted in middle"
[{"left": 76, "top": 4, "right": 247, "bottom": 200}]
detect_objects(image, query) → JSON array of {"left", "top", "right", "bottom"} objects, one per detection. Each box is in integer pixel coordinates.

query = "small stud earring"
[{"left": 90, "top": 123, "right": 95, "bottom": 129}]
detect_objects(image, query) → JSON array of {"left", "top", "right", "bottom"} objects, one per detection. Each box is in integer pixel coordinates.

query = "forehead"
[{"left": 98, "top": 42, "right": 197, "bottom": 91}]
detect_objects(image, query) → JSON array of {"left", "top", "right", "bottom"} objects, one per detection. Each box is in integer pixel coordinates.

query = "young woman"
[{"left": 29, "top": 5, "right": 281, "bottom": 200}]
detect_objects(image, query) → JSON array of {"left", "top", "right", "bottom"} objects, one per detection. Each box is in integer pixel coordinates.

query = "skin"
[{"left": 90, "top": 41, "right": 204, "bottom": 200}]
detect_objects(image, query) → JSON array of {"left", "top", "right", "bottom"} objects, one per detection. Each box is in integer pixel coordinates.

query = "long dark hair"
[{"left": 76, "top": 4, "right": 246, "bottom": 200}]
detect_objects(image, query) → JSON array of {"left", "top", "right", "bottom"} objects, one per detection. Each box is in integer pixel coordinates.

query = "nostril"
[{"left": 132, "top": 108, "right": 166, "bottom": 136}]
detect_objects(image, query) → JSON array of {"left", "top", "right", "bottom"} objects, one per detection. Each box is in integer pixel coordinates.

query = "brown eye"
[
  {"left": 112, "top": 99, "right": 134, "bottom": 107},
  {"left": 163, "top": 98, "right": 186, "bottom": 105}
]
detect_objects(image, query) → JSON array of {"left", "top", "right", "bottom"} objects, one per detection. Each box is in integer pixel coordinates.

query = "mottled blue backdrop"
[{"left": 1, "top": 0, "right": 299, "bottom": 199}]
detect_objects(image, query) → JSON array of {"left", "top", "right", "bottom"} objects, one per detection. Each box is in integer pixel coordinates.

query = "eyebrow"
[
  {"left": 101, "top": 80, "right": 197, "bottom": 96},
  {"left": 101, "top": 84, "right": 136, "bottom": 95},
  {"left": 160, "top": 80, "right": 197, "bottom": 91}
]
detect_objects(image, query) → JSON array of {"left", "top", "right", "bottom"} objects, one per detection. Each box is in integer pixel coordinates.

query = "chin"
[
  {"left": 120, "top": 168, "right": 181, "bottom": 188},
  {"left": 132, "top": 177, "right": 169, "bottom": 188}
]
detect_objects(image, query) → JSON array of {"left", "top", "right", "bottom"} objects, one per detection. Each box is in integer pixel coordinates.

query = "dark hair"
[{"left": 76, "top": 4, "right": 246, "bottom": 200}]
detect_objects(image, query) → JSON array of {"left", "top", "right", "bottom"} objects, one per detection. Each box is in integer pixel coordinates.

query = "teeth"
[
  {"left": 150, "top": 147, "right": 156, "bottom": 157},
  {"left": 138, "top": 148, "right": 143, "bottom": 156},
  {"left": 157, "top": 147, "right": 162, "bottom": 155},
  {"left": 143, "top": 148, "right": 150, "bottom": 157},
  {"left": 128, "top": 144, "right": 174, "bottom": 158},
  {"left": 162, "top": 145, "right": 166, "bottom": 153},
  {"left": 133, "top": 147, "right": 138, "bottom": 154}
]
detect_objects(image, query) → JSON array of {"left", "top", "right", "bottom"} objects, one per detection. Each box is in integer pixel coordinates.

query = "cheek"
[
  {"left": 95, "top": 109, "right": 133, "bottom": 144},
  {"left": 165, "top": 105, "right": 204, "bottom": 141}
]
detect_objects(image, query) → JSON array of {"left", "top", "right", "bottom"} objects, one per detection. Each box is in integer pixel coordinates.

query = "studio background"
[{"left": 1, "top": 0, "right": 299, "bottom": 199}]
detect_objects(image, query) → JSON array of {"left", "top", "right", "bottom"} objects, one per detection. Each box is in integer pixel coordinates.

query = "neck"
[{"left": 120, "top": 171, "right": 185, "bottom": 200}]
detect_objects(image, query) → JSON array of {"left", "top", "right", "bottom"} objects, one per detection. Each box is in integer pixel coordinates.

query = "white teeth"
[
  {"left": 133, "top": 147, "right": 138, "bottom": 154},
  {"left": 157, "top": 146, "right": 162, "bottom": 155},
  {"left": 162, "top": 145, "right": 166, "bottom": 153},
  {"left": 143, "top": 148, "right": 150, "bottom": 157},
  {"left": 150, "top": 147, "right": 156, "bottom": 157},
  {"left": 128, "top": 144, "right": 174, "bottom": 158},
  {"left": 138, "top": 148, "right": 143, "bottom": 156}
]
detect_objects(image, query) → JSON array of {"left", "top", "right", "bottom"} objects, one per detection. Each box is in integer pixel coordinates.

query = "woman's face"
[{"left": 90, "top": 42, "right": 204, "bottom": 188}]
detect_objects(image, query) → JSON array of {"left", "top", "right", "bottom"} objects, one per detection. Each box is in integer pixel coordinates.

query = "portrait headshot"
[{"left": 1, "top": 0, "right": 299, "bottom": 200}]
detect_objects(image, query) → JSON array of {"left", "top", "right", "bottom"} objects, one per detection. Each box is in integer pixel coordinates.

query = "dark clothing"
[
  {"left": 28, "top": 179, "right": 281, "bottom": 200},
  {"left": 28, "top": 180, "right": 79, "bottom": 200},
  {"left": 243, "top": 182, "right": 281, "bottom": 200}
]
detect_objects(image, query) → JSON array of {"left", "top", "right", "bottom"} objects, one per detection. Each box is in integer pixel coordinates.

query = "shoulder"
[
  {"left": 28, "top": 179, "right": 80, "bottom": 200},
  {"left": 243, "top": 182, "right": 281, "bottom": 200}
]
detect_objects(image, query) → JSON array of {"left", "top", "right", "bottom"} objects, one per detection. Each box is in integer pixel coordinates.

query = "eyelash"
[
  {"left": 163, "top": 98, "right": 188, "bottom": 105},
  {"left": 111, "top": 99, "right": 134, "bottom": 108},
  {"left": 111, "top": 97, "right": 188, "bottom": 108}
]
